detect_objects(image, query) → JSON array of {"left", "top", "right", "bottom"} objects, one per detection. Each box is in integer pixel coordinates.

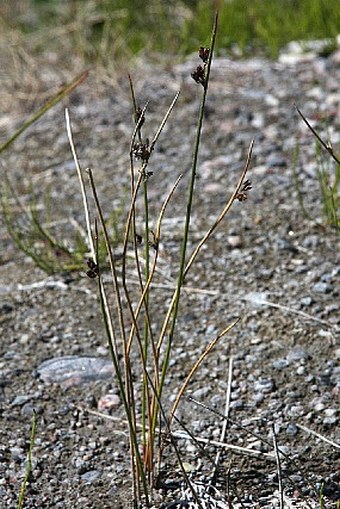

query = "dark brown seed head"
[
  {"left": 199, "top": 46, "right": 210, "bottom": 63},
  {"left": 191, "top": 65, "right": 206, "bottom": 87}
]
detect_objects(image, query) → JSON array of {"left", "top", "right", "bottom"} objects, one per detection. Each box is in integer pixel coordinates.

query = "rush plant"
[{"left": 66, "top": 14, "right": 253, "bottom": 507}]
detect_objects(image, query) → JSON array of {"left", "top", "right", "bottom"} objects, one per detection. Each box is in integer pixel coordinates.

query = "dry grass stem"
[
  {"left": 65, "top": 108, "right": 95, "bottom": 259},
  {"left": 242, "top": 293, "right": 336, "bottom": 330},
  {"left": 296, "top": 423, "right": 340, "bottom": 449},
  {"left": 184, "top": 139, "right": 254, "bottom": 276},
  {"left": 0, "top": 72, "right": 88, "bottom": 153},
  {"left": 211, "top": 356, "right": 234, "bottom": 482},
  {"left": 170, "top": 320, "right": 240, "bottom": 424}
]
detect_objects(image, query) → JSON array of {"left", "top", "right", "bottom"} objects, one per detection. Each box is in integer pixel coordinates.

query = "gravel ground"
[{"left": 0, "top": 46, "right": 339, "bottom": 508}]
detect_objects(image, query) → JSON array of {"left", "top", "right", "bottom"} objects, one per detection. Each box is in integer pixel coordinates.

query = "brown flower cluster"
[{"left": 191, "top": 46, "right": 210, "bottom": 88}]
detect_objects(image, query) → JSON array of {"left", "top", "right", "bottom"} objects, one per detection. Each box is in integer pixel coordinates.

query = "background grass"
[
  {"left": 1, "top": 0, "right": 339, "bottom": 70},
  {"left": 1, "top": 0, "right": 339, "bottom": 117}
]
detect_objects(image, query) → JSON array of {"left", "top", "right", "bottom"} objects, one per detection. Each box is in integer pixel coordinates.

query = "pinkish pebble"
[{"left": 98, "top": 394, "right": 120, "bottom": 411}]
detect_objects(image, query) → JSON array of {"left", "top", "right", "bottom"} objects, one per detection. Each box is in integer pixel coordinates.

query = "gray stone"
[
  {"left": 35, "top": 356, "right": 114, "bottom": 388},
  {"left": 81, "top": 470, "right": 101, "bottom": 483},
  {"left": 11, "top": 394, "right": 33, "bottom": 407},
  {"left": 287, "top": 347, "right": 309, "bottom": 362},
  {"left": 272, "top": 358, "right": 289, "bottom": 370},
  {"left": 313, "top": 282, "right": 333, "bottom": 293},
  {"left": 300, "top": 296, "right": 313, "bottom": 307},
  {"left": 254, "top": 378, "right": 275, "bottom": 393},
  {"left": 286, "top": 423, "right": 298, "bottom": 436}
]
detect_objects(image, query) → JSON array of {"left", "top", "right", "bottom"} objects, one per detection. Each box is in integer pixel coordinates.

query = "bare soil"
[{"left": 0, "top": 50, "right": 339, "bottom": 508}]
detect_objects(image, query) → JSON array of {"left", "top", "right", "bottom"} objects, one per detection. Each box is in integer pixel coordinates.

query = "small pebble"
[
  {"left": 97, "top": 394, "right": 120, "bottom": 411},
  {"left": 254, "top": 378, "right": 275, "bottom": 393},
  {"left": 80, "top": 470, "right": 101, "bottom": 483},
  {"left": 226, "top": 235, "right": 242, "bottom": 248},
  {"left": 273, "top": 358, "right": 289, "bottom": 370},
  {"left": 286, "top": 423, "right": 298, "bottom": 436},
  {"left": 296, "top": 366, "right": 305, "bottom": 375},
  {"left": 312, "top": 282, "right": 333, "bottom": 293},
  {"left": 11, "top": 394, "right": 33, "bottom": 407},
  {"left": 324, "top": 408, "right": 337, "bottom": 417},
  {"left": 323, "top": 416, "right": 338, "bottom": 426},
  {"left": 287, "top": 347, "right": 309, "bottom": 362},
  {"left": 300, "top": 296, "right": 313, "bottom": 307},
  {"left": 314, "top": 402, "right": 325, "bottom": 412},
  {"left": 10, "top": 447, "right": 24, "bottom": 461},
  {"left": 192, "top": 386, "right": 210, "bottom": 399}
]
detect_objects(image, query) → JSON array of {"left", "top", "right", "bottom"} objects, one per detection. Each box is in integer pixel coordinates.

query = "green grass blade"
[
  {"left": 0, "top": 71, "right": 88, "bottom": 154},
  {"left": 17, "top": 410, "right": 37, "bottom": 509}
]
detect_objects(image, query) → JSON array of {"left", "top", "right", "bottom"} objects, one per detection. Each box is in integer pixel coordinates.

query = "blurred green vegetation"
[
  {"left": 1, "top": 0, "right": 339, "bottom": 66},
  {"left": 183, "top": 0, "right": 340, "bottom": 57}
]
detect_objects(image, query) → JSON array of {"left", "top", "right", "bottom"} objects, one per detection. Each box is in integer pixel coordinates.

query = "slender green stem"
[
  {"left": 17, "top": 410, "right": 37, "bottom": 509},
  {"left": 122, "top": 90, "right": 180, "bottom": 476},
  {"left": 154, "top": 12, "right": 219, "bottom": 433},
  {"left": 142, "top": 179, "right": 151, "bottom": 467},
  {"left": 86, "top": 168, "right": 145, "bottom": 499}
]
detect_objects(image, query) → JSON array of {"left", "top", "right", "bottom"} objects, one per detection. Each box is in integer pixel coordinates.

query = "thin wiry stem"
[
  {"left": 150, "top": 91, "right": 180, "bottom": 149},
  {"left": 86, "top": 168, "right": 126, "bottom": 359},
  {"left": 272, "top": 423, "right": 284, "bottom": 509},
  {"left": 296, "top": 423, "right": 340, "bottom": 449},
  {"left": 123, "top": 90, "right": 181, "bottom": 474},
  {"left": 66, "top": 109, "right": 119, "bottom": 364},
  {"left": 88, "top": 177, "right": 147, "bottom": 502},
  {"left": 96, "top": 267, "right": 145, "bottom": 503},
  {"left": 17, "top": 410, "right": 37, "bottom": 509},
  {"left": 296, "top": 105, "right": 340, "bottom": 165},
  {"left": 67, "top": 112, "right": 147, "bottom": 501},
  {"left": 134, "top": 174, "right": 183, "bottom": 471},
  {"left": 84, "top": 408, "right": 276, "bottom": 459},
  {"left": 123, "top": 177, "right": 183, "bottom": 473},
  {"left": 127, "top": 174, "right": 183, "bottom": 354},
  {"left": 129, "top": 78, "right": 153, "bottom": 463},
  {"left": 185, "top": 140, "right": 254, "bottom": 276},
  {"left": 152, "top": 140, "right": 253, "bottom": 388}
]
